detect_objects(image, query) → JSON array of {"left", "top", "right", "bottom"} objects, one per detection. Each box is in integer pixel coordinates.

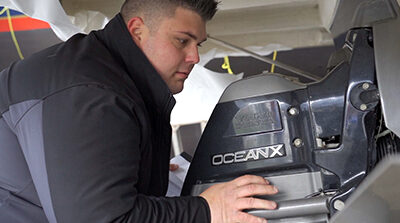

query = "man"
[{"left": 0, "top": 0, "right": 278, "bottom": 222}]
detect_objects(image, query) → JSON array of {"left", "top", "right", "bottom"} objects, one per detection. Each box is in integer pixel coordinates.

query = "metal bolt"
[
  {"left": 333, "top": 199, "right": 345, "bottom": 211},
  {"left": 321, "top": 168, "right": 334, "bottom": 175},
  {"left": 293, "top": 138, "right": 303, "bottom": 148},
  {"left": 316, "top": 138, "right": 323, "bottom": 148},
  {"left": 352, "top": 33, "right": 358, "bottom": 42},
  {"left": 288, "top": 107, "right": 299, "bottom": 116},
  {"left": 360, "top": 104, "right": 367, "bottom": 111},
  {"left": 362, "top": 83, "right": 370, "bottom": 90}
]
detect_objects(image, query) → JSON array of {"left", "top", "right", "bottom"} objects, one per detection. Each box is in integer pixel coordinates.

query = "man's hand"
[{"left": 200, "top": 175, "right": 278, "bottom": 223}]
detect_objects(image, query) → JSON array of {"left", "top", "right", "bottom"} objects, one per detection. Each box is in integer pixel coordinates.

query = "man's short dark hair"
[{"left": 120, "top": 0, "right": 219, "bottom": 24}]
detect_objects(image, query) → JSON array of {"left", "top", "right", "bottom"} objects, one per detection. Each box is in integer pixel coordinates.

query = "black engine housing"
[{"left": 182, "top": 28, "right": 380, "bottom": 221}]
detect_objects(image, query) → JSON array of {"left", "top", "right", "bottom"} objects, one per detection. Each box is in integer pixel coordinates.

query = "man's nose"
[{"left": 185, "top": 45, "right": 200, "bottom": 64}]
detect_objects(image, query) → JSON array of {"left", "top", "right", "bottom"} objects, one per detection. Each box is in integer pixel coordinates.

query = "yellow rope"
[
  {"left": 4, "top": 8, "right": 24, "bottom": 59},
  {"left": 270, "top": 50, "right": 277, "bottom": 73},
  {"left": 222, "top": 56, "right": 234, "bottom": 74},
  {"left": 0, "top": 7, "right": 7, "bottom": 15}
]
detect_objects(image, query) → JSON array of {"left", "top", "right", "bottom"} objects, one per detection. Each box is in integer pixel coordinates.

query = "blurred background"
[{"left": 0, "top": 0, "right": 362, "bottom": 157}]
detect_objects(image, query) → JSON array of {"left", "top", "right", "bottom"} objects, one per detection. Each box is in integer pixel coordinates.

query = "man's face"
[{"left": 131, "top": 7, "right": 207, "bottom": 94}]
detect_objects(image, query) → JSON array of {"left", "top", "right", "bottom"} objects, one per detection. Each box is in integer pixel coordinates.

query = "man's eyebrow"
[{"left": 199, "top": 38, "right": 207, "bottom": 45}]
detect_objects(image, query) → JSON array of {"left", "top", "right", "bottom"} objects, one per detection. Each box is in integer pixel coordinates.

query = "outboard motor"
[
  {"left": 182, "top": 28, "right": 378, "bottom": 222},
  {"left": 182, "top": 0, "right": 400, "bottom": 222},
  {"left": 182, "top": 1, "right": 400, "bottom": 221}
]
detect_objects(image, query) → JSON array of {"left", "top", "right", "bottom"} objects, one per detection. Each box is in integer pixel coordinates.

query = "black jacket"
[{"left": 0, "top": 14, "right": 210, "bottom": 223}]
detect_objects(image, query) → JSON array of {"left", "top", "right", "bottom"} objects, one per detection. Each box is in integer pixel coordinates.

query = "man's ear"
[{"left": 127, "top": 17, "right": 148, "bottom": 47}]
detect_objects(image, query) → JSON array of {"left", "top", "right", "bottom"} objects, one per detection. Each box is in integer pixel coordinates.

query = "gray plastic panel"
[
  {"left": 219, "top": 74, "right": 305, "bottom": 103},
  {"left": 330, "top": 155, "right": 400, "bottom": 223},
  {"left": 191, "top": 172, "right": 323, "bottom": 200},
  {"left": 191, "top": 172, "right": 326, "bottom": 221},
  {"left": 268, "top": 214, "right": 328, "bottom": 223},
  {"left": 249, "top": 196, "right": 329, "bottom": 220},
  {"left": 374, "top": 10, "right": 400, "bottom": 137},
  {"left": 330, "top": 0, "right": 399, "bottom": 37}
]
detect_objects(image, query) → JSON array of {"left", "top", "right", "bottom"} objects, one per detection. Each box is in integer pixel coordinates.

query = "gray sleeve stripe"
[
  {"left": 0, "top": 187, "right": 48, "bottom": 222},
  {"left": 0, "top": 117, "right": 33, "bottom": 194},
  {"left": 8, "top": 100, "right": 57, "bottom": 223}
]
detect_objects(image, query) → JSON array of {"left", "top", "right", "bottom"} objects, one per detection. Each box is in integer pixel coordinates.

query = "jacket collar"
[{"left": 95, "top": 13, "right": 175, "bottom": 117}]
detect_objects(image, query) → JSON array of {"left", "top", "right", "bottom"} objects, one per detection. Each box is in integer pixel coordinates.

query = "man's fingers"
[
  {"left": 236, "top": 184, "right": 278, "bottom": 197},
  {"left": 236, "top": 197, "right": 277, "bottom": 210},
  {"left": 236, "top": 211, "right": 268, "bottom": 223},
  {"left": 232, "top": 175, "right": 270, "bottom": 187},
  {"left": 202, "top": 175, "right": 277, "bottom": 223}
]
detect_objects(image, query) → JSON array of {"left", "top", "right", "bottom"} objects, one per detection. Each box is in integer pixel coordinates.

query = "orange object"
[{"left": 0, "top": 16, "right": 50, "bottom": 32}]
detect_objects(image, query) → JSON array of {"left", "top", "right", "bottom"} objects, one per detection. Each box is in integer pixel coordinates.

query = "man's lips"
[{"left": 176, "top": 71, "right": 190, "bottom": 78}]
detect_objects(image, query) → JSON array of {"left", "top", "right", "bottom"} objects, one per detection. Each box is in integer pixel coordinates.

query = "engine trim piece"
[
  {"left": 330, "top": 155, "right": 400, "bottom": 223},
  {"left": 219, "top": 74, "right": 306, "bottom": 103},
  {"left": 374, "top": 12, "right": 400, "bottom": 137},
  {"left": 249, "top": 196, "right": 329, "bottom": 220},
  {"left": 190, "top": 172, "right": 323, "bottom": 201}
]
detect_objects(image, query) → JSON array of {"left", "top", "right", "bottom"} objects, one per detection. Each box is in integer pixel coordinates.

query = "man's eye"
[{"left": 178, "top": 38, "right": 188, "bottom": 45}]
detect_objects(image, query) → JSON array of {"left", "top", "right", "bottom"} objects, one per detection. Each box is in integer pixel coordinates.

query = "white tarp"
[
  {"left": 171, "top": 65, "right": 243, "bottom": 126},
  {"left": 0, "top": 0, "right": 82, "bottom": 40}
]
